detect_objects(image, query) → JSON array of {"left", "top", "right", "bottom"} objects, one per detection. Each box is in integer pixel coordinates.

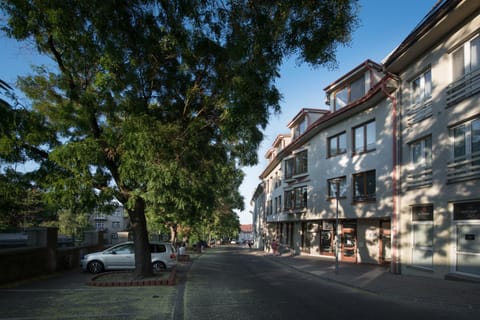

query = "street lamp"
[{"left": 332, "top": 178, "right": 343, "bottom": 275}]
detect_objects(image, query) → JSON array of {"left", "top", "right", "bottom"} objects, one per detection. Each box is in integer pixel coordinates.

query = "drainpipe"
[{"left": 381, "top": 75, "right": 400, "bottom": 274}]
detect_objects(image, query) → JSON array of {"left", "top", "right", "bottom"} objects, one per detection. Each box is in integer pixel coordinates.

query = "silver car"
[{"left": 80, "top": 241, "right": 177, "bottom": 274}]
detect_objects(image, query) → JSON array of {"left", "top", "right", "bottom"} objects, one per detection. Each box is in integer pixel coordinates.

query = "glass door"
[{"left": 341, "top": 227, "right": 357, "bottom": 262}]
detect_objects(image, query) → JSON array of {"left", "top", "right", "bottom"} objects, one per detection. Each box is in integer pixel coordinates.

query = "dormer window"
[
  {"left": 294, "top": 118, "right": 307, "bottom": 139},
  {"left": 333, "top": 74, "right": 367, "bottom": 111}
]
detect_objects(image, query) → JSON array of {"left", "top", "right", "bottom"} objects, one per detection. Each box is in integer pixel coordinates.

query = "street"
[
  {"left": 0, "top": 246, "right": 477, "bottom": 319},
  {"left": 180, "top": 246, "right": 476, "bottom": 320}
]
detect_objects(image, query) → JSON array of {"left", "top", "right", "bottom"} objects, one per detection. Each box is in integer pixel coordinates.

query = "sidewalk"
[{"left": 253, "top": 250, "right": 480, "bottom": 312}]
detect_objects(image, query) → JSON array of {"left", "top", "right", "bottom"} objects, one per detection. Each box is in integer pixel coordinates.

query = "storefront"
[{"left": 297, "top": 218, "right": 391, "bottom": 264}]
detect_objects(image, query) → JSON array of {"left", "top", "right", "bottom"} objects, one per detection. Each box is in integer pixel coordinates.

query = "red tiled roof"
[{"left": 240, "top": 224, "right": 253, "bottom": 233}]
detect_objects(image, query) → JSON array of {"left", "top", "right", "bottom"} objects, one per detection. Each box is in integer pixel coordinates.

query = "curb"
[{"left": 86, "top": 267, "right": 177, "bottom": 287}]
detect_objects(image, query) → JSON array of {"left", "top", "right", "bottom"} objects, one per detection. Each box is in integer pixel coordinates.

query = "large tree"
[{"left": 1, "top": 0, "right": 358, "bottom": 278}]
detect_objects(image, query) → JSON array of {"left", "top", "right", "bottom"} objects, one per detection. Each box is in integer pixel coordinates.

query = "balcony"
[
  {"left": 447, "top": 152, "right": 480, "bottom": 183},
  {"left": 93, "top": 214, "right": 107, "bottom": 221},
  {"left": 406, "top": 168, "right": 433, "bottom": 189},
  {"left": 446, "top": 68, "right": 480, "bottom": 107},
  {"left": 407, "top": 100, "right": 433, "bottom": 126}
]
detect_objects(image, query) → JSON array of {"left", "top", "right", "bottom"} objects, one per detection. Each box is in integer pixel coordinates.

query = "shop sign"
[
  {"left": 454, "top": 202, "right": 480, "bottom": 220},
  {"left": 412, "top": 205, "right": 433, "bottom": 221}
]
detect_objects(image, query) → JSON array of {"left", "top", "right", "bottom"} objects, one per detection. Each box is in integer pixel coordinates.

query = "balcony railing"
[
  {"left": 93, "top": 214, "right": 107, "bottom": 221},
  {"left": 407, "top": 100, "right": 433, "bottom": 126},
  {"left": 406, "top": 168, "right": 433, "bottom": 189},
  {"left": 446, "top": 68, "right": 480, "bottom": 107},
  {"left": 447, "top": 152, "right": 480, "bottom": 183}
]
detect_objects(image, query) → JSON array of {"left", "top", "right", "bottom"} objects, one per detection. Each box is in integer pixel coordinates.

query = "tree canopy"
[{"left": 0, "top": 0, "right": 358, "bottom": 278}]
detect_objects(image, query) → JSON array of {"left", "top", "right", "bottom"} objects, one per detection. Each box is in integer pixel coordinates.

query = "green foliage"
[{"left": 1, "top": 0, "right": 358, "bottom": 275}]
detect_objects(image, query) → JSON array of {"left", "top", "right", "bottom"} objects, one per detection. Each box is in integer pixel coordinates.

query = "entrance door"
[
  {"left": 380, "top": 221, "right": 391, "bottom": 264},
  {"left": 341, "top": 227, "right": 357, "bottom": 262},
  {"left": 455, "top": 223, "right": 480, "bottom": 277}
]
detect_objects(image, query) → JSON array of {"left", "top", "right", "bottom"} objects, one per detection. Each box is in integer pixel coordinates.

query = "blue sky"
[{"left": 0, "top": 1, "right": 438, "bottom": 224}]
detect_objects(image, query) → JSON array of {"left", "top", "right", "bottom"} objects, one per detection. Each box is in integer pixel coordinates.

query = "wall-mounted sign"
[
  {"left": 454, "top": 202, "right": 480, "bottom": 220},
  {"left": 412, "top": 205, "right": 433, "bottom": 221},
  {"left": 465, "top": 234, "right": 475, "bottom": 241}
]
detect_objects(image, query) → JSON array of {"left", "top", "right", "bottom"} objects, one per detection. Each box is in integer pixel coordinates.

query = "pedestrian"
[
  {"left": 271, "top": 238, "right": 278, "bottom": 256},
  {"left": 178, "top": 243, "right": 186, "bottom": 256}
]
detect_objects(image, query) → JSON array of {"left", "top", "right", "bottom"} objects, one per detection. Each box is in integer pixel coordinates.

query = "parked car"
[{"left": 80, "top": 241, "right": 177, "bottom": 274}]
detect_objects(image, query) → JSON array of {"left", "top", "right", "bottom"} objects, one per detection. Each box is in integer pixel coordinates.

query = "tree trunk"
[
  {"left": 169, "top": 224, "right": 177, "bottom": 244},
  {"left": 128, "top": 197, "right": 152, "bottom": 279}
]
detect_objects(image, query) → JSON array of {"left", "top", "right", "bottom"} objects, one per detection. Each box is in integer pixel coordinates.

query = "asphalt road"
[
  {"left": 181, "top": 246, "right": 475, "bottom": 320},
  {"left": 0, "top": 247, "right": 476, "bottom": 319}
]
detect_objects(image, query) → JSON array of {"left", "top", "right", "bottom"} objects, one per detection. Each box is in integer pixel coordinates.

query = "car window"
[
  {"left": 111, "top": 244, "right": 134, "bottom": 254},
  {"left": 150, "top": 244, "right": 166, "bottom": 253}
]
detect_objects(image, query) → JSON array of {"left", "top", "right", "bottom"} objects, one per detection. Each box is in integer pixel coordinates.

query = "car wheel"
[
  {"left": 87, "top": 260, "right": 104, "bottom": 274},
  {"left": 152, "top": 261, "right": 166, "bottom": 272}
]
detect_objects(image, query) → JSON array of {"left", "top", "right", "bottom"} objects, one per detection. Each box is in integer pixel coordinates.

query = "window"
[
  {"left": 284, "top": 186, "right": 308, "bottom": 210},
  {"left": 353, "top": 120, "right": 376, "bottom": 154},
  {"left": 295, "top": 150, "right": 308, "bottom": 175},
  {"left": 350, "top": 76, "right": 366, "bottom": 102},
  {"left": 353, "top": 170, "right": 376, "bottom": 202},
  {"left": 285, "top": 150, "right": 308, "bottom": 179},
  {"left": 328, "top": 132, "right": 347, "bottom": 157},
  {"left": 266, "top": 199, "right": 272, "bottom": 216},
  {"left": 95, "top": 222, "right": 105, "bottom": 231},
  {"left": 410, "top": 136, "right": 432, "bottom": 169},
  {"left": 284, "top": 158, "right": 294, "bottom": 179},
  {"left": 451, "top": 118, "right": 480, "bottom": 160},
  {"left": 452, "top": 35, "right": 480, "bottom": 82},
  {"left": 275, "top": 196, "right": 282, "bottom": 213},
  {"left": 333, "top": 74, "right": 367, "bottom": 111},
  {"left": 112, "top": 221, "right": 120, "bottom": 229},
  {"left": 294, "top": 118, "right": 307, "bottom": 138},
  {"left": 334, "top": 88, "right": 348, "bottom": 111},
  {"left": 327, "top": 177, "right": 347, "bottom": 198},
  {"left": 411, "top": 69, "right": 432, "bottom": 106},
  {"left": 411, "top": 205, "right": 433, "bottom": 269}
]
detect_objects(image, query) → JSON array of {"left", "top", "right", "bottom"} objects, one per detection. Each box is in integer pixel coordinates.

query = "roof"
[{"left": 240, "top": 224, "right": 253, "bottom": 233}]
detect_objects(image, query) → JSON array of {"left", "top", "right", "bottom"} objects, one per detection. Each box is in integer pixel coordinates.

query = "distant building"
[
  {"left": 239, "top": 224, "right": 253, "bottom": 243},
  {"left": 89, "top": 200, "right": 129, "bottom": 244}
]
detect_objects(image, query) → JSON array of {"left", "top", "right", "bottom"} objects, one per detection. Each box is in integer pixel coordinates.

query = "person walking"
[{"left": 271, "top": 239, "right": 279, "bottom": 256}]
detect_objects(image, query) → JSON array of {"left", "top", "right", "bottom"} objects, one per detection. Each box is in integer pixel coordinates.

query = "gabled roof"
[
  {"left": 323, "top": 59, "right": 383, "bottom": 93},
  {"left": 287, "top": 108, "right": 329, "bottom": 128},
  {"left": 384, "top": 0, "right": 480, "bottom": 73},
  {"left": 259, "top": 74, "right": 398, "bottom": 179}
]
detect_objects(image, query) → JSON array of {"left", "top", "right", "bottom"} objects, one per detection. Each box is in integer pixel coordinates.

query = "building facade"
[
  {"left": 252, "top": 0, "right": 480, "bottom": 280},
  {"left": 384, "top": 0, "right": 480, "bottom": 279}
]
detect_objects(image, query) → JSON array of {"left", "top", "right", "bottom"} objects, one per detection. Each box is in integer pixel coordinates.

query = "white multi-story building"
[
  {"left": 252, "top": 0, "right": 480, "bottom": 280},
  {"left": 384, "top": 0, "right": 480, "bottom": 279}
]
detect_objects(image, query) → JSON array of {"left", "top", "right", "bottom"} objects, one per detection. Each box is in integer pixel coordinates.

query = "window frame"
[
  {"left": 451, "top": 118, "right": 480, "bottom": 160},
  {"left": 333, "top": 73, "right": 368, "bottom": 111},
  {"left": 294, "top": 150, "right": 308, "bottom": 175},
  {"left": 353, "top": 120, "right": 376, "bottom": 155},
  {"left": 410, "top": 69, "right": 432, "bottom": 106},
  {"left": 410, "top": 135, "right": 432, "bottom": 170},
  {"left": 284, "top": 186, "right": 308, "bottom": 210},
  {"left": 328, "top": 132, "right": 347, "bottom": 157},
  {"left": 352, "top": 170, "right": 376, "bottom": 202},
  {"left": 451, "top": 34, "right": 480, "bottom": 82},
  {"left": 327, "top": 176, "right": 347, "bottom": 199}
]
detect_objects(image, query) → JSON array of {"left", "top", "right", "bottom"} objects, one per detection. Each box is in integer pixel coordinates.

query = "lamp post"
[{"left": 333, "top": 178, "right": 342, "bottom": 275}]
